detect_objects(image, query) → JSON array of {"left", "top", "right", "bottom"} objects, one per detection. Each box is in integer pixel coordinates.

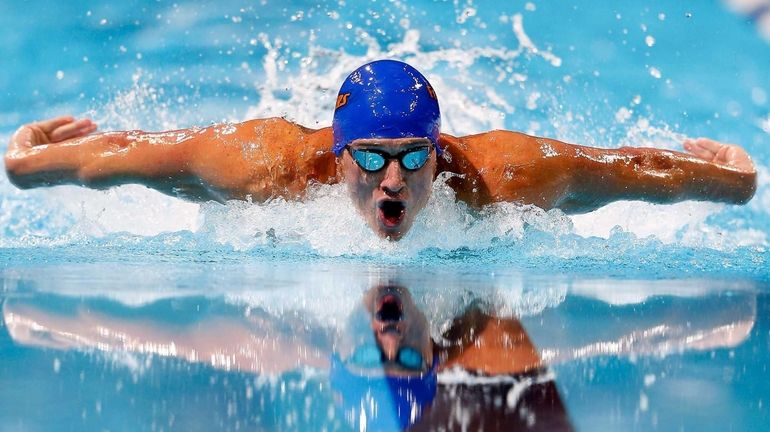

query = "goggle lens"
[
  {"left": 349, "top": 147, "right": 431, "bottom": 173},
  {"left": 401, "top": 148, "right": 430, "bottom": 170},
  {"left": 347, "top": 343, "right": 425, "bottom": 371},
  {"left": 351, "top": 149, "right": 386, "bottom": 171}
]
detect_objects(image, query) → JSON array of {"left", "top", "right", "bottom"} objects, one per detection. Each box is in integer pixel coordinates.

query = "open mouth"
[
  {"left": 377, "top": 200, "right": 406, "bottom": 228},
  {"left": 376, "top": 294, "right": 403, "bottom": 323}
]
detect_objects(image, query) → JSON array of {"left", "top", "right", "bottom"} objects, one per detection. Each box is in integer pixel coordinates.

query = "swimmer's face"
[
  {"left": 340, "top": 138, "right": 437, "bottom": 240},
  {"left": 341, "top": 285, "right": 433, "bottom": 376}
]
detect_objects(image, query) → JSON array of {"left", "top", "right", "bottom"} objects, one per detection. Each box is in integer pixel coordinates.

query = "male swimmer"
[{"left": 4, "top": 60, "right": 757, "bottom": 240}]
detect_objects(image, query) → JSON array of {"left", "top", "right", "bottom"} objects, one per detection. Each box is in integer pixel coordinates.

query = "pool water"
[{"left": 1, "top": 0, "right": 769, "bottom": 431}]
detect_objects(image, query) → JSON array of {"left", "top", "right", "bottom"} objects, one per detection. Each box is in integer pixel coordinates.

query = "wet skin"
[
  {"left": 340, "top": 138, "right": 437, "bottom": 240},
  {"left": 4, "top": 116, "right": 758, "bottom": 240}
]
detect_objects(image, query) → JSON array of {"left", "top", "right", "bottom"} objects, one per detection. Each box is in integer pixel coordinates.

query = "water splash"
[{"left": 0, "top": 10, "right": 767, "bottom": 263}]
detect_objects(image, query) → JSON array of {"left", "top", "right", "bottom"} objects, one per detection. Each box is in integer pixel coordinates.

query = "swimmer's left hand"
[{"left": 683, "top": 138, "right": 756, "bottom": 173}]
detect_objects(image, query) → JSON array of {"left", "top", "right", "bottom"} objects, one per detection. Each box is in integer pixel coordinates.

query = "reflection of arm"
[
  {"left": 518, "top": 291, "right": 757, "bottom": 364},
  {"left": 5, "top": 118, "right": 337, "bottom": 202},
  {"left": 2, "top": 297, "right": 330, "bottom": 374},
  {"left": 439, "top": 306, "right": 542, "bottom": 375},
  {"left": 439, "top": 131, "right": 756, "bottom": 213}
]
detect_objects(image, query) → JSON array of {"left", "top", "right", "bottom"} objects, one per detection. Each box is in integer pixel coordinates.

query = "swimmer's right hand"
[
  {"left": 9, "top": 116, "right": 97, "bottom": 148},
  {"left": 5, "top": 116, "right": 98, "bottom": 187}
]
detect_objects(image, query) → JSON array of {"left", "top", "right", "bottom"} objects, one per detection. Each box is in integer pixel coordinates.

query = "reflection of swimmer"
[
  {"left": 3, "top": 283, "right": 758, "bottom": 430},
  {"left": 4, "top": 60, "right": 757, "bottom": 241},
  {"left": 2, "top": 285, "right": 566, "bottom": 430},
  {"left": 330, "top": 286, "right": 567, "bottom": 430}
]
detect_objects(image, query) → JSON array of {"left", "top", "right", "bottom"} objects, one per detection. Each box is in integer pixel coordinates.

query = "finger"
[
  {"left": 49, "top": 119, "right": 96, "bottom": 142},
  {"left": 50, "top": 120, "right": 97, "bottom": 142},
  {"left": 33, "top": 116, "right": 76, "bottom": 134},
  {"left": 683, "top": 138, "right": 716, "bottom": 159},
  {"left": 715, "top": 145, "right": 731, "bottom": 163},
  {"left": 691, "top": 137, "right": 727, "bottom": 154},
  {"left": 8, "top": 126, "right": 35, "bottom": 151}
]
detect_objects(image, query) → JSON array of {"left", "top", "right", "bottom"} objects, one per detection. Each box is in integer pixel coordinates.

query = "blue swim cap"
[
  {"left": 329, "top": 353, "right": 438, "bottom": 430},
  {"left": 332, "top": 59, "right": 442, "bottom": 156}
]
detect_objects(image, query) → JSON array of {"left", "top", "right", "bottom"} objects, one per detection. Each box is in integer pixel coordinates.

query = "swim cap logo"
[
  {"left": 335, "top": 93, "right": 351, "bottom": 109},
  {"left": 426, "top": 85, "right": 436, "bottom": 100}
]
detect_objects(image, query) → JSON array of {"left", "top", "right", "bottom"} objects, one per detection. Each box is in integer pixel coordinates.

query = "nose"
[
  {"left": 380, "top": 160, "right": 405, "bottom": 196},
  {"left": 376, "top": 331, "right": 401, "bottom": 361}
]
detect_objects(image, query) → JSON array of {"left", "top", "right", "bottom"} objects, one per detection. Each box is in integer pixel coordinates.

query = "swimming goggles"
[
  {"left": 347, "top": 146, "right": 432, "bottom": 173},
  {"left": 346, "top": 343, "right": 426, "bottom": 371}
]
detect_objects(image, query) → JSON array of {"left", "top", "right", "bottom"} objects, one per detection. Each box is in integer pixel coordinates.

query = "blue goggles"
[
  {"left": 347, "top": 146, "right": 432, "bottom": 173},
  {"left": 346, "top": 343, "right": 426, "bottom": 371}
]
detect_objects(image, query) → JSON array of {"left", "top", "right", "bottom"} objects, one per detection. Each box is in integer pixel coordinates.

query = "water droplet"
[
  {"left": 751, "top": 87, "right": 767, "bottom": 105},
  {"left": 456, "top": 7, "right": 477, "bottom": 24},
  {"left": 645, "top": 35, "right": 655, "bottom": 47}
]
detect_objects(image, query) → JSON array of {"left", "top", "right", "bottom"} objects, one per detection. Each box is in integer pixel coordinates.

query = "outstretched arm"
[
  {"left": 3, "top": 295, "right": 331, "bottom": 374},
  {"left": 4, "top": 116, "right": 337, "bottom": 202},
  {"left": 439, "top": 131, "right": 757, "bottom": 213}
]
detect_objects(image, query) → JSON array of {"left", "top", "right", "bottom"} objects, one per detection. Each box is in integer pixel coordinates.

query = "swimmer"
[{"left": 4, "top": 60, "right": 757, "bottom": 240}]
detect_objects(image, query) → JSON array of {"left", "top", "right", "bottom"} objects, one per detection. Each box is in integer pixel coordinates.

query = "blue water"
[{"left": 1, "top": 0, "right": 770, "bottom": 430}]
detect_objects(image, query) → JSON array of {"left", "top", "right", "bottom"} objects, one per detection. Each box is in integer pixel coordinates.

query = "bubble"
[
  {"left": 726, "top": 101, "right": 742, "bottom": 117},
  {"left": 649, "top": 66, "right": 661, "bottom": 79},
  {"left": 751, "top": 87, "right": 767, "bottom": 105},
  {"left": 644, "top": 374, "right": 656, "bottom": 386},
  {"left": 639, "top": 392, "right": 649, "bottom": 412},
  {"left": 645, "top": 35, "right": 656, "bottom": 47},
  {"left": 615, "top": 107, "right": 633, "bottom": 123},
  {"left": 526, "top": 92, "right": 541, "bottom": 110},
  {"left": 456, "top": 7, "right": 477, "bottom": 24},
  {"left": 56, "top": 70, "right": 64, "bottom": 80}
]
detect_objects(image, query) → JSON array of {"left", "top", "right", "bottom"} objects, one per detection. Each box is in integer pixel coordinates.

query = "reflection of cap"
[
  {"left": 329, "top": 353, "right": 438, "bottom": 431},
  {"left": 332, "top": 59, "right": 442, "bottom": 156}
]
